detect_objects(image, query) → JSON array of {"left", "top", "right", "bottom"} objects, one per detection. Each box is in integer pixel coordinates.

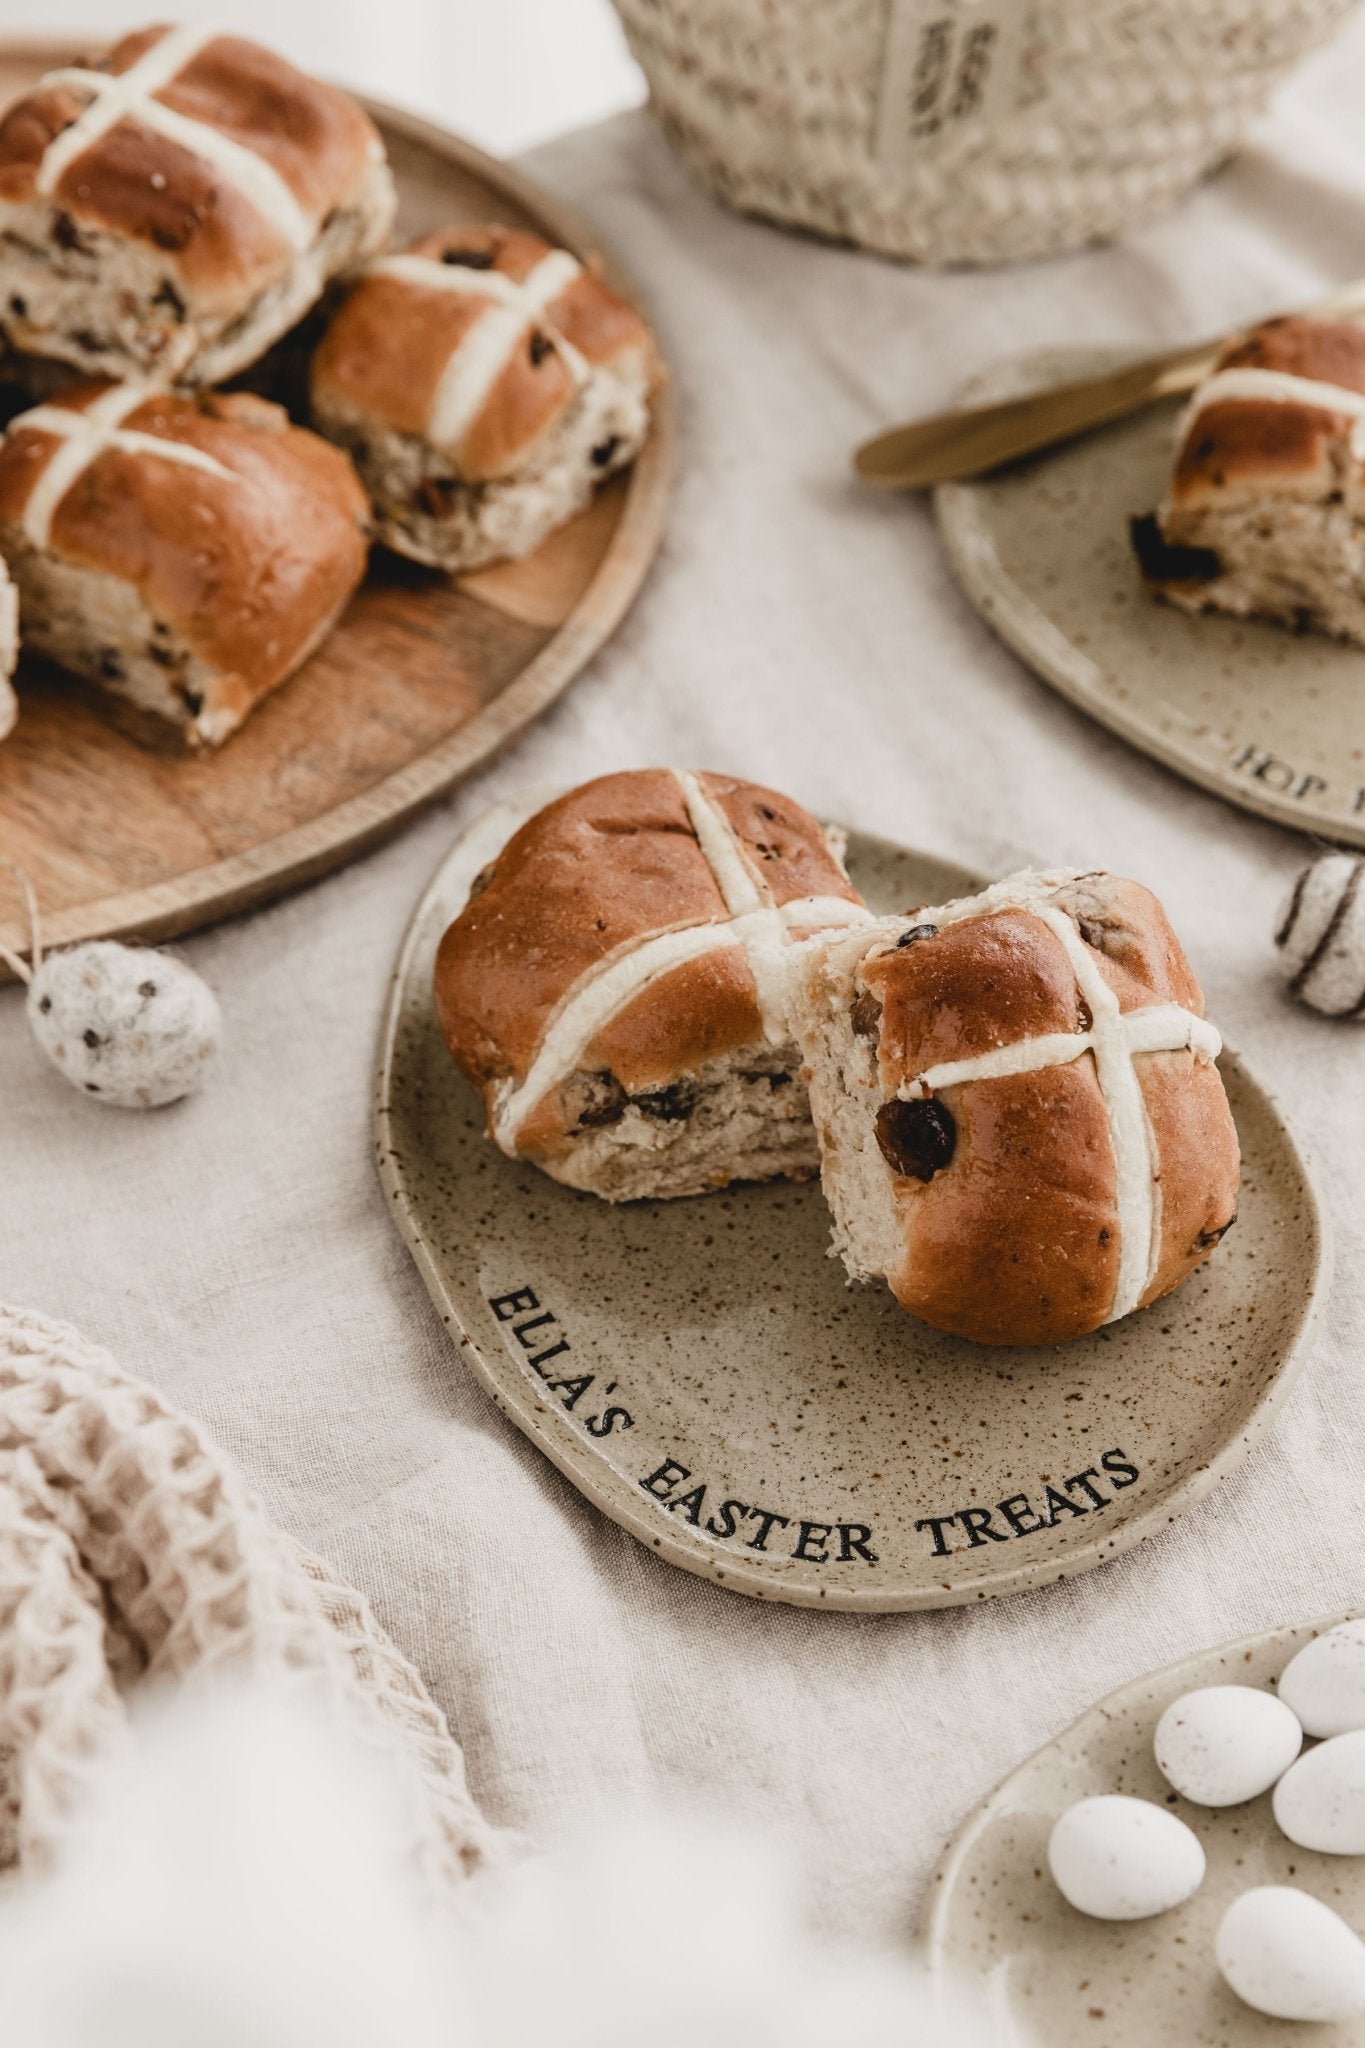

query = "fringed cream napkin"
[{"left": 0, "top": 1302, "right": 492, "bottom": 1893}]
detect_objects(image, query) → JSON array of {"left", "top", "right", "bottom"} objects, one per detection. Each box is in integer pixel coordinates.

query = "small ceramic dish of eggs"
[{"left": 925, "top": 1613, "right": 1365, "bottom": 2045}]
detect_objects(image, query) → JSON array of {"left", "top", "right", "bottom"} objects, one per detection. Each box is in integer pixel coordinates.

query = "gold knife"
[{"left": 854, "top": 280, "right": 1365, "bottom": 489}]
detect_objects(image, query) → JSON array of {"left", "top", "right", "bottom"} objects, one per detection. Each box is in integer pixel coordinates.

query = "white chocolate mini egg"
[
  {"left": 1217, "top": 1887, "right": 1365, "bottom": 2023},
  {"left": 1047, "top": 1795, "right": 1205, "bottom": 1921},
  {"left": 1275, "top": 853, "right": 1365, "bottom": 1018},
  {"left": 1153, "top": 1685, "right": 1301, "bottom": 1807},
  {"left": 26, "top": 941, "right": 220, "bottom": 1109},
  {"left": 1280, "top": 1622, "right": 1365, "bottom": 1739},
  {"left": 1273, "top": 1731, "right": 1365, "bottom": 1854}
]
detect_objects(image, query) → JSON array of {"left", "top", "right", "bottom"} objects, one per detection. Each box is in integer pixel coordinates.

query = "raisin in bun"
[
  {"left": 433, "top": 771, "right": 873, "bottom": 1200},
  {"left": 796, "top": 868, "right": 1240, "bottom": 1346},
  {"left": 1133, "top": 315, "right": 1365, "bottom": 644}
]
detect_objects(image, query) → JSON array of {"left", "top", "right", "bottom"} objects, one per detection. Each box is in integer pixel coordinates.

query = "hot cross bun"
[
  {"left": 310, "top": 224, "right": 657, "bottom": 573},
  {"left": 797, "top": 868, "right": 1240, "bottom": 1345},
  {"left": 0, "top": 24, "right": 395, "bottom": 386},
  {"left": 0, "top": 379, "right": 369, "bottom": 747},
  {"left": 433, "top": 770, "right": 872, "bottom": 1199}
]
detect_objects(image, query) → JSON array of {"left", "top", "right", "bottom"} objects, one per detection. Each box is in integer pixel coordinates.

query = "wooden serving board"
[{"left": 0, "top": 41, "right": 673, "bottom": 974}]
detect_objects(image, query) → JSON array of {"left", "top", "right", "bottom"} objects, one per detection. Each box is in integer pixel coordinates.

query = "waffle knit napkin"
[{"left": 0, "top": 1302, "right": 492, "bottom": 1893}]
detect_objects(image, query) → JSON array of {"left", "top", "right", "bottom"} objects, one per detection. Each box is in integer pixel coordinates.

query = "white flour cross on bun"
[
  {"left": 11, "top": 386, "right": 238, "bottom": 551},
  {"left": 494, "top": 770, "right": 875, "bottom": 1148},
  {"left": 895, "top": 877, "right": 1222, "bottom": 1321},
  {"left": 35, "top": 24, "right": 313, "bottom": 249},
  {"left": 369, "top": 248, "right": 591, "bottom": 447}
]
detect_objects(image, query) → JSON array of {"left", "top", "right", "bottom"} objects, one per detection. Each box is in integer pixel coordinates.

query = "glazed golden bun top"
[
  {"left": 310, "top": 225, "right": 653, "bottom": 481},
  {"left": 0, "top": 25, "right": 385, "bottom": 310},
  {"left": 0, "top": 381, "right": 370, "bottom": 708},
  {"left": 1170, "top": 316, "right": 1365, "bottom": 513}
]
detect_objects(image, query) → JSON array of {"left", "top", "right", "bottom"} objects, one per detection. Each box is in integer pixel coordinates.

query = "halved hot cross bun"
[
  {"left": 0, "top": 379, "right": 370, "bottom": 748},
  {"left": 1133, "top": 315, "right": 1365, "bottom": 643},
  {"left": 433, "top": 770, "right": 873, "bottom": 1200},
  {"left": 309, "top": 224, "right": 657, "bottom": 573},
  {"left": 796, "top": 869, "right": 1240, "bottom": 1346},
  {"left": 0, "top": 24, "right": 395, "bottom": 386}
]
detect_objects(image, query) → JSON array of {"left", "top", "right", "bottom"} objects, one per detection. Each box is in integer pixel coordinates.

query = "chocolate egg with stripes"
[
  {"left": 310, "top": 224, "right": 658, "bottom": 574},
  {"left": 795, "top": 869, "right": 1240, "bottom": 1346},
  {"left": 432, "top": 771, "right": 873, "bottom": 1201},
  {"left": 1276, "top": 852, "right": 1365, "bottom": 1017}
]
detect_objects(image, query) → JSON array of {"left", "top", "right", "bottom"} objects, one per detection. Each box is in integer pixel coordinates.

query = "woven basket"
[{"left": 612, "top": 0, "right": 1356, "bottom": 264}]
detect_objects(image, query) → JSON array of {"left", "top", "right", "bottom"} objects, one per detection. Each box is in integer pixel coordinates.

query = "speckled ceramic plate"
[
  {"left": 936, "top": 347, "right": 1365, "bottom": 847},
  {"left": 925, "top": 1611, "right": 1365, "bottom": 2045},
  {"left": 375, "top": 811, "right": 1328, "bottom": 1610}
]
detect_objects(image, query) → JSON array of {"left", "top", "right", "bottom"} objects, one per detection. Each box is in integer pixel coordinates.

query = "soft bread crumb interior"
[
  {"left": 316, "top": 349, "right": 651, "bottom": 573},
  {"left": 3, "top": 541, "right": 215, "bottom": 736},
  {"left": 1156, "top": 497, "right": 1365, "bottom": 643},
  {"left": 791, "top": 923, "right": 907, "bottom": 1283},
  {"left": 3, "top": 535, "right": 350, "bottom": 749},
  {"left": 0, "top": 166, "right": 393, "bottom": 385},
  {"left": 529, "top": 1041, "right": 818, "bottom": 1202}
]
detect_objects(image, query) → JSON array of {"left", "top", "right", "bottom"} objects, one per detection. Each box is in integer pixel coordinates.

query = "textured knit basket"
[{"left": 611, "top": 0, "right": 1356, "bottom": 264}]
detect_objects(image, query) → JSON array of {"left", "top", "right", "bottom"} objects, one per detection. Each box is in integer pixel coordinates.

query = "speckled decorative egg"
[
  {"left": 1280, "top": 1622, "right": 1365, "bottom": 1739},
  {"left": 1273, "top": 1731, "right": 1365, "bottom": 1854},
  {"left": 1153, "top": 1685, "right": 1301, "bottom": 1807},
  {"left": 1047, "top": 1794, "right": 1205, "bottom": 1921},
  {"left": 26, "top": 941, "right": 220, "bottom": 1109},
  {"left": 1217, "top": 1887, "right": 1365, "bottom": 2023},
  {"left": 1275, "top": 853, "right": 1365, "bottom": 1017}
]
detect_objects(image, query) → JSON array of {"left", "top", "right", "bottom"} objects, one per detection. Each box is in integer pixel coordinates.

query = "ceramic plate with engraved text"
[
  {"left": 376, "top": 815, "right": 1328, "bottom": 1610},
  {"left": 936, "top": 347, "right": 1365, "bottom": 847},
  {"left": 925, "top": 1611, "right": 1365, "bottom": 2045}
]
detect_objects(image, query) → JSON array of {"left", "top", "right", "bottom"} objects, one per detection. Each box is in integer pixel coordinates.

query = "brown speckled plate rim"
[
  {"left": 935, "top": 345, "right": 1365, "bottom": 850},
  {"left": 921, "top": 1606, "right": 1365, "bottom": 2008},
  {"left": 375, "top": 819, "right": 1332, "bottom": 1612}
]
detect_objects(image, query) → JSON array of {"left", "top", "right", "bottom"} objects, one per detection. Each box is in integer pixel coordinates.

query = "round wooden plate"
[
  {"left": 375, "top": 804, "right": 1329, "bottom": 1612},
  {"left": 924, "top": 1611, "right": 1365, "bottom": 2046},
  {"left": 0, "top": 40, "right": 673, "bottom": 974},
  {"left": 936, "top": 347, "right": 1365, "bottom": 847}
]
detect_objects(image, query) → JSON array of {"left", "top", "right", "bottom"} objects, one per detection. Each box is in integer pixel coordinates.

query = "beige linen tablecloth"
[{"left": 3, "top": 24, "right": 1365, "bottom": 1944}]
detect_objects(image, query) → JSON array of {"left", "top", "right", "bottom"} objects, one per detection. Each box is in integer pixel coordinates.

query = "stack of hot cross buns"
[
  {"left": 434, "top": 771, "right": 1242, "bottom": 1348},
  {"left": 0, "top": 25, "right": 658, "bottom": 748}
]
